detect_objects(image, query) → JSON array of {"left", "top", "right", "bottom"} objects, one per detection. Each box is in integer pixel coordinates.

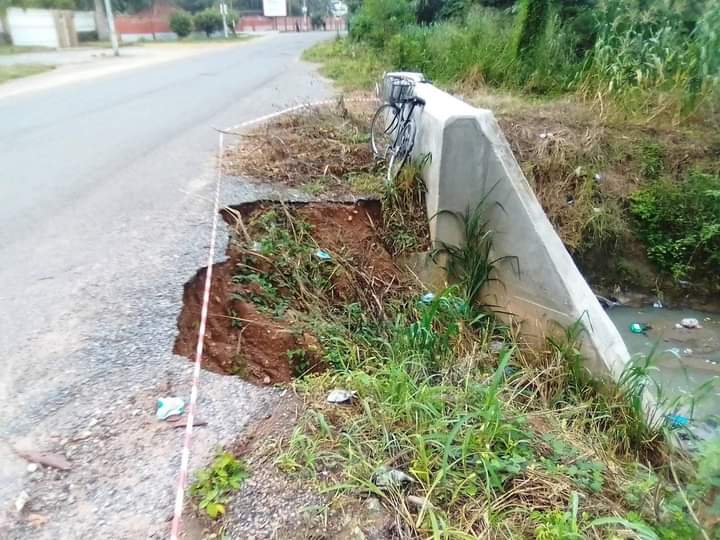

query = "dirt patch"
[
  {"left": 224, "top": 101, "right": 383, "bottom": 197},
  {"left": 174, "top": 200, "right": 413, "bottom": 385}
]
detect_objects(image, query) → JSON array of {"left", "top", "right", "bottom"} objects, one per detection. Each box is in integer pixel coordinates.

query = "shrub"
[
  {"left": 169, "top": 10, "right": 193, "bottom": 38},
  {"left": 630, "top": 172, "right": 720, "bottom": 279},
  {"left": 349, "top": 0, "right": 414, "bottom": 48},
  {"left": 193, "top": 8, "right": 223, "bottom": 37}
]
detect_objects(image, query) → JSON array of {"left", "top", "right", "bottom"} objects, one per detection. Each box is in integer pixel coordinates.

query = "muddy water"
[{"left": 608, "top": 306, "right": 720, "bottom": 420}]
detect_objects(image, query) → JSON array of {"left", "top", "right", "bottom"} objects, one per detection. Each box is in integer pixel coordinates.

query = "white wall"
[
  {"left": 7, "top": 7, "right": 59, "bottom": 48},
  {"left": 73, "top": 10, "right": 96, "bottom": 33}
]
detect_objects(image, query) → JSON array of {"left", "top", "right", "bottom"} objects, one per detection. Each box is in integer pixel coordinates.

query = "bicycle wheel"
[
  {"left": 386, "top": 118, "right": 416, "bottom": 185},
  {"left": 370, "top": 104, "right": 400, "bottom": 159}
]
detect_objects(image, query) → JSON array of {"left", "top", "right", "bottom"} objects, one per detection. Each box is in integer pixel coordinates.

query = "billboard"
[{"left": 263, "top": 0, "right": 287, "bottom": 17}]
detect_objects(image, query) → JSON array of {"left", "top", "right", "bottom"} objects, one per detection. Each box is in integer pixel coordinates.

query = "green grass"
[
  {"left": 0, "top": 44, "right": 51, "bottom": 55},
  {"left": 0, "top": 64, "right": 54, "bottom": 84},
  {"left": 224, "top": 199, "right": 718, "bottom": 539},
  {"left": 302, "top": 38, "right": 387, "bottom": 91},
  {"left": 138, "top": 34, "right": 254, "bottom": 46}
]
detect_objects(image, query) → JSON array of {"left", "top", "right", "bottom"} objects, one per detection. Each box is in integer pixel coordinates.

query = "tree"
[
  {"left": 170, "top": 10, "right": 193, "bottom": 38},
  {"left": 176, "top": 0, "right": 212, "bottom": 13},
  {"left": 511, "top": 0, "right": 551, "bottom": 58},
  {"left": 193, "top": 8, "right": 222, "bottom": 37},
  {"left": 111, "top": 0, "right": 152, "bottom": 13},
  {"left": 350, "top": 0, "right": 414, "bottom": 48}
]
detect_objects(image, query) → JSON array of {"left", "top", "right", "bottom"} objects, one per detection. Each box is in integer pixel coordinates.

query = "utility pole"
[
  {"left": 102, "top": 0, "right": 119, "bottom": 57},
  {"left": 220, "top": 0, "right": 229, "bottom": 38}
]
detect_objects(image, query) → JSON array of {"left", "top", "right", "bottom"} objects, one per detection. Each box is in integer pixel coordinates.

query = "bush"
[
  {"left": 349, "top": 0, "right": 414, "bottom": 48},
  {"left": 630, "top": 173, "right": 720, "bottom": 279},
  {"left": 169, "top": 10, "right": 193, "bottom": 38},
  {"left": 193, "top": 8, "right": 223, "bottom": 37}
]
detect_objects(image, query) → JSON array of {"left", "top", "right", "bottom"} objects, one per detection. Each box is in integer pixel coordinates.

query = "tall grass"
[{"left": 320, "top": 0, "right": 720, "bottom": 120}]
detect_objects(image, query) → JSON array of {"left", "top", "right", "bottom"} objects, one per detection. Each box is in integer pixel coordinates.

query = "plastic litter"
[
  {"left": 420, "top": 292, "right": 435, "bottom": 304},
  {"left": 374, "top": 466, "right": 415, "bottom": 488},
  {"left": 666, "top": 414, "right": 690, "bottom": 428},
  {"left": 629, "top": 322, "right": 647, "bottom": 334},
  {"left": 680, "top": 318, "right": 701, "bottom": 329},
  {"left": 653, "top": 300, "right": 663, "bottom": 309},
  {"left": 326, "top": 389, "right": 355, "bottom": 404},
  {"left": 314, "top": 249, "right": 332, "bottom": 261},
  {"left": 156, "top": 397, "right": 185, "bottom": 420}
]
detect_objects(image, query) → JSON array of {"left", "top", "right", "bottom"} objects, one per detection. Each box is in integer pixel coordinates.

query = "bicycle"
[{"left": 370, "top": 76, "right": 426, "bottom": 184}]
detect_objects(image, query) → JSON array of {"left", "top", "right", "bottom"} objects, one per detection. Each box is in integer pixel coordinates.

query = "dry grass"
[
  {"left": 224, "top": 99, "right": 382, "bottom": 197},
  {"left": 462, "top": 88, "right": 720, "bottom": 255}
]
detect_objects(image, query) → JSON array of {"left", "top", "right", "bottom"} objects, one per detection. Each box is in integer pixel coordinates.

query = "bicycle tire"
[
  {"left": 386, "top": 118, "right": 416, "bottom": 185},
  {"left": 370, "top": 104, "right": 400, "bottom": 160}
]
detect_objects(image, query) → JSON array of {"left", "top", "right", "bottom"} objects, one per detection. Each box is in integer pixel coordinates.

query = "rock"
[
  {"left": 262, "top": 376, "right": 271, "bottom": 385},
  {"left": 15, "top": 491, "right": 30, "bottom": 513},
  {"left": 365, "top": 497, "right": 383, "bottom": 514}
]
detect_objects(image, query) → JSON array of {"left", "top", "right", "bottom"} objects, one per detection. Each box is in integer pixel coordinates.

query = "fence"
[{"left": 238, "top": 15, "right": 345, "bottom": 32}]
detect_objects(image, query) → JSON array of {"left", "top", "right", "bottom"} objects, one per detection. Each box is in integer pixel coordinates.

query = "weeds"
[
  {"left": 191, "top": 451, "right": 250, "bottom": 519},
  {"left": 432, "top": 190, "right": 518, "bottom": 308},
  {"left": 630, "top": 172, "right": 720, "bottom": 279}
]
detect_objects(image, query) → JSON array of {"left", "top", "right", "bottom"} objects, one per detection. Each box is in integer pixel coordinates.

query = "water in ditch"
[{"left": 608, "top": 305, "right": 720, "bottom": 424}]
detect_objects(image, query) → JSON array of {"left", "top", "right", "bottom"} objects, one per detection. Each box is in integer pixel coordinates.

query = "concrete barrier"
[{"left": 390, "top": 74, "right": 630, "bottom": 379}]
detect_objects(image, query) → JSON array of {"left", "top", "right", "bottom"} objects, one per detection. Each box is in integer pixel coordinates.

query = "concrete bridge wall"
[{"left": 389, "top": 74, "right": 630, "bottom": 379}]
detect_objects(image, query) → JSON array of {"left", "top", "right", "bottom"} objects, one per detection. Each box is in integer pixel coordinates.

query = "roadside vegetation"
[
  {"left": 304, "top": 0, "right": 720, "bottom": 307},
  {"left": 0, "top": 63, "right": 53, "bottom": 84},
  {"left": 184, "top": 105, "right": 720, "bottom": 538}
]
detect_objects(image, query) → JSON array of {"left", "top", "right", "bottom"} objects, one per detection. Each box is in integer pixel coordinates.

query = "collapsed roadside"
[{"left": 174, "top": 102, "right": 720, "bottom": 540}]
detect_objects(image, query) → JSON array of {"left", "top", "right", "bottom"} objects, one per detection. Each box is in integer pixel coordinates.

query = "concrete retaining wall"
[{"left": 398, "top": 75, "right": 630, "bottom": 379}]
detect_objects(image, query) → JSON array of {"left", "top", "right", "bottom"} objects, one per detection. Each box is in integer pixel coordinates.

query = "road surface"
[{"left": 0, "top": 32, "right": 332, "bottom": 539}]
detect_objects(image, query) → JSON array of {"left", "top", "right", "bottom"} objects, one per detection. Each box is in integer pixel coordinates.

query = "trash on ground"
[
  {"left": 26, "top": 463, "right": 38, "bottom": 473},
  {"left": 406, "top": 495, "right": 435, "bottom": 510},
  {"left": 666, "top": 414, "right": 690, "bottom": 428},
  {"left": 629, "top": 322, "right": 650, "bottom": 334},
  {"left": 420, "top": 292, "right": 435, "bottom": 304},
  {"left": 653, "top": 300, "right": 663, "bottom": 308},
  {"left": 15, "top": 491, "right": 29, "bottom": 513},
  {"left": 374, "top": 466, "right": 415, "bottom": 488},
  {"left": 314, "top": 249, "right": 332, "bottom": 261},
  {"left": 15, "top": 450, "right": 72, "bottom": 471},
  {"left": 681, "top": 318, "right": 702, "bottom": 329},
  {"left": 326, "top": 389, "right": 355, "bottom": 404},
  {"left": 156, "top": 397, "right": 185, "bottom": 420},
  {"left": 683, "top": 348, "right": 693, "bottom": 355},
  {"left": 251, "top": 241, "right": 264, "bottom": 253}
]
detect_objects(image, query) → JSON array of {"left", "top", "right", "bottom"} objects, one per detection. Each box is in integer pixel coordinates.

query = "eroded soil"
[{"left": 174, "top": 200, "right": 412, "bottom": 385}]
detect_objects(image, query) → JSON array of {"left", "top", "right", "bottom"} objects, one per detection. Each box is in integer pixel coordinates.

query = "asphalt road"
[{"left": 0, "top": 32, "right": 332, "bottom": 538}]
